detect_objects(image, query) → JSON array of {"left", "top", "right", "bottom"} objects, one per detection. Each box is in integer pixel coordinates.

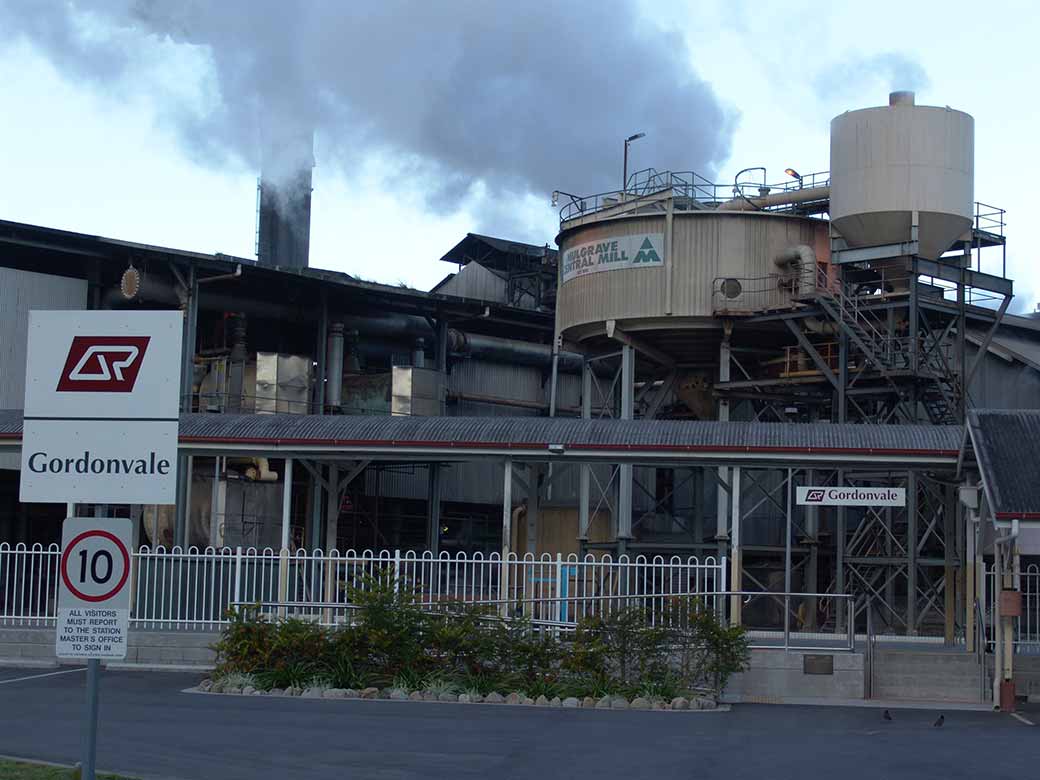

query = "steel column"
[
  {"left": 325, "top": 463, "right": 339, "bottom": 552},
  {"left": 427, "top": 463, "right": 442, "bottom": 555},
  {"left": 729, "top": 466, "right": 742, "bottom": 626},
  {"left": 578, "top": 362, "right": 592, "bottom": 544},
  {"left": 617, "top": 344, "right": 634, "bottom": 552},
  {"left": 907, "top": 471, "right": 917, "bottom": 634},
  {"left": 280, "top": 457, "right": 294, "bottom": 550}
]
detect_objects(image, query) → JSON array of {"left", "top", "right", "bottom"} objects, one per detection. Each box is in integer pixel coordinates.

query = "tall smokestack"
[{"left": 257, "top": 129, "right": 314, "bottom": 269}]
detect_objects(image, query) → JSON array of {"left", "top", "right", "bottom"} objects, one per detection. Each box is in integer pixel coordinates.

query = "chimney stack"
[{"left": 257, "top": 129, "right": 314, "bottom": 269}]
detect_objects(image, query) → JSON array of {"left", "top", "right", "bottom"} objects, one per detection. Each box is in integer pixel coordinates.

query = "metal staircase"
[{"left": 804, "top": 264, "right": 964, "bottom": 424}]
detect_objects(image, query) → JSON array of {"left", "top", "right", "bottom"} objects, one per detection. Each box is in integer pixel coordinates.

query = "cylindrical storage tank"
[
  {"left": 556, "top": 209, "right": 829, "bottom": 350},
  {"left": 830, "top": 91, "right": 974, "bottom": 260}
]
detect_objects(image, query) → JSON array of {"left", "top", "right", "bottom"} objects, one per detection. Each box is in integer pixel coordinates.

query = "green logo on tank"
[{"left": 633, "top": 237, "right": 661, "bottom": 264}]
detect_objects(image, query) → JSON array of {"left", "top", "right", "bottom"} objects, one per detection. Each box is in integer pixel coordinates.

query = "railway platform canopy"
[{"left": 0, "top": 410, "right": 963, "bottom": 470}]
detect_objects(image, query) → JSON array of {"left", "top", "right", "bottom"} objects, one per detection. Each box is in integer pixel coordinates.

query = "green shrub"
[
  {"left": 567, "top": 606, "right": 670, "bottom": 691},
  {"left": 347, "top": 572, "right": 427, "bottom": 676},
  {"left": 668, "top": 597, "right": 750, "bottom": 693},
  {"left": 212, "top": 582, "right": 747, "bottom": 700}
]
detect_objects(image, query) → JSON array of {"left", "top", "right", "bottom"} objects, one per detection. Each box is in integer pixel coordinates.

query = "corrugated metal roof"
[
  {"left": 0, "top": 410, "right": 961, "bottom": 464},
  {"left": 438, "top": 233, "right": 557, "bottom": 268},
  {"left": 967, "top": 409, "right": 1040, "bottom": 518}
]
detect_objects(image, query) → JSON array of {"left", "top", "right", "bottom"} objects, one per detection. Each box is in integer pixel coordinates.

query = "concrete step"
[
  {"left": 872, "top": 649, "right": 985, "bottom": 703},
  {"left": 873, "top": 673, "right": 980, "bottom": 695}
]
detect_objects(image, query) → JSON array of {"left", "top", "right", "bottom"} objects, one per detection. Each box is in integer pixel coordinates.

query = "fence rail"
[
  {"left": 987, "top": 564, "right": 1040, "bottom": 653},
  {"left": 0, "top": 543, "right": 725, "bottom": 631}
]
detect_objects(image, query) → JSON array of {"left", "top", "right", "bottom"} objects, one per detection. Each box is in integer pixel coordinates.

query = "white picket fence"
[{"left": 0, "top": 543, "right": 725, "bottom": 631}]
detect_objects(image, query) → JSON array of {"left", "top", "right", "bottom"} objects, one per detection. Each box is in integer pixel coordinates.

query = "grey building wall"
[
  {"left": 967, "top": 342, "right": 1040, "bottom": 409},
  {"left": 0, "top": 267, "right": 87, "bottom": 469},
  {"left": 434, "top": 262, "right": 509, "bottom": 303}
]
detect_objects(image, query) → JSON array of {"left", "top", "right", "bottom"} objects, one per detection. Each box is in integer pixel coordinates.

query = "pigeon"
[
  {"left": 933, "top": 714, "right": 944, "bottom": 728},
  {"left": 883, "top": 709, "right": 892, "bottom": 721}
]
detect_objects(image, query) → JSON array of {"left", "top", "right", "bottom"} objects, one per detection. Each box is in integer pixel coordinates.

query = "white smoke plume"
[
  {"left": 813, "top": 51, "right": 930, "bottom": 102},
  {"left": 0, "top": 0, "right": 735, "bottom": 225}
]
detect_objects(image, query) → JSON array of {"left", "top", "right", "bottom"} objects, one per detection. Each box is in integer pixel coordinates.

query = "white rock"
[{"left": 562, "top": 697, "right": 580, "bottom": 708}]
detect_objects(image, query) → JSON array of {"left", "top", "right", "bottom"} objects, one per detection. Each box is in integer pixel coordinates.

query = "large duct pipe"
[
  {"left": 105, "top": 278, "right": 309, "bottom": 321},
  {"left": 717, "top": 186, "right": 830, "bottom": 212},
  {"left": 327, "top": 322, "right": 345, "bottom": 410},
  {"left": 447, "top": 330, "right": 583, "bottom": 372},
  {"left": 341, "top": 315, "right": 585, "bottom": 372}
]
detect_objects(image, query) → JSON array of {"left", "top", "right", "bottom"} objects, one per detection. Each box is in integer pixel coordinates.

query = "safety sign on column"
[{"left": 56, "top": 517, "right": 133, "bottom": 660}]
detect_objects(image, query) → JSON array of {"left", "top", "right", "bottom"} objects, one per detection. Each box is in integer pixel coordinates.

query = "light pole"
[{"left": 622, "top": 132, "right": 645, "bottom": 196}]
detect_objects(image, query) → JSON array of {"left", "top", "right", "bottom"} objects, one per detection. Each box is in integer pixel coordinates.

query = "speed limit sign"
[{"left": 56, "top": 517, "right": 133, "bottom": 660}]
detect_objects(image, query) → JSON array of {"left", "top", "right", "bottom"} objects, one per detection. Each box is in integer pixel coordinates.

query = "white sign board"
[
  {"left": 56, "top": 517, "right": 133, "bottom": 660},
  {"left": 561, "top": 233, "right": 664, "bottom": 283},
  {"left": 796, "top": 486, "right": 906, "bottom": 507},
  {"left": 19, "top": 310, "right": 182, "bottom": 504}
]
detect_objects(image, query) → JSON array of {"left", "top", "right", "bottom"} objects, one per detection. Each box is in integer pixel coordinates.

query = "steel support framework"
[{"left": 709, "top": 231, "right": 1008, "bottom": 638}]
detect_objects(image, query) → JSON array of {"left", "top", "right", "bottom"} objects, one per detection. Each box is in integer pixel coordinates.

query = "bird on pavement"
[
  {"left": 933, "top": 714, "right": 944, "bottom": 728},
  {"left": 883, "top": 709, "right": 892, "bottom": 721}
]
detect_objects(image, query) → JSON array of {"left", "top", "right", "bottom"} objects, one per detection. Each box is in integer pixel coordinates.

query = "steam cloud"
[
  {"left": 813, "top": 51, "right": 930, "bottom": 101},
  {"left": 0, "top": 0, "right": 734, "bottom": 231}
]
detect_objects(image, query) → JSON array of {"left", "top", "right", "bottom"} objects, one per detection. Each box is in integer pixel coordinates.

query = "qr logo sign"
[
  {"left": 56, "top": 336, "right": 151, "bottom": 393},
  {"left": 805, "top": 489, "right": 826, "bottom": 502}
]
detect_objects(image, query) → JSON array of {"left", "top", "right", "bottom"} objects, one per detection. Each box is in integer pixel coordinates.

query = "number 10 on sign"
[{"left": 56, "top": 518, "right": 133, "bottom": 660}]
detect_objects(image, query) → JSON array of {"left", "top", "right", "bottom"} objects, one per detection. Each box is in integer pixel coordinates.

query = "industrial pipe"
[
  {"left": 447, "top": 330, "right": 583, "bottom": 372},
  {"left": 245, "top": 458, "right": 278, "bottom": 482},
  {"left": 326, "top": 322, "right": 345, "bottom": 410},
  {"left": 104, "top": 280, "right": 308, "bottom": 321},
  {"left": 717, "top": 186, "right": 830, "bottom": 212}
]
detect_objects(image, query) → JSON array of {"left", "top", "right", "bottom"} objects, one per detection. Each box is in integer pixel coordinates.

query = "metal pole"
[
  {"left": 501, "top": 458, "right": 512, "bottom": 618},
  {"left": 83, "top": 658, "right": 100, "bottom": 780},
  {"left": 578, "top": 362, "right": 591, "bottom": 546},
  {"left": 617, "top": 344, "right": 634, "bottom": 553},
  {"left": 427, "top": 463, "right": 442, "bottom": 555},
  {"left": 907, "top": 471, "right": 918, "bottom": 635},
  {"left": 836, "top": 470, "right": 846, "bottom": 631},
  {"left": 280, "top": 458, "right": 294, "bottom": 550},
  {"left": 729, "top": 467, "right": 742, "bottom": 626},
  {"left": 622, "top": 140, "right": 628, "bottom": 196},
  {"left": 784, "top": 468, "right": 793, "bottom": 650}
]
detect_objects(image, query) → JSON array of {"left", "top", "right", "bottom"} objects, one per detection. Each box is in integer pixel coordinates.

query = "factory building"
[{"left": 0, "top": 91, "right": 1038, "bottom": 704}]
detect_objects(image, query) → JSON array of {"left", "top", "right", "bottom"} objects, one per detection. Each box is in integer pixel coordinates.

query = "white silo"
[{"left": 830, "top": 91, "right": 974, "bottom": 260}]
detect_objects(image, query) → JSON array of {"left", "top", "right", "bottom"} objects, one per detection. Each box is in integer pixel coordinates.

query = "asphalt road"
[{"left": 0, "top": 666, "right": 1036, "bottom": 780}]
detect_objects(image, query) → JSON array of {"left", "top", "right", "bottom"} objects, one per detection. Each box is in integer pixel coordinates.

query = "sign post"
[
  {"left": 19, "top": 310, "right": 181, "bottom": 780},
  {"left": 57, "top": 517, "right": 133, "bottom": 780}
]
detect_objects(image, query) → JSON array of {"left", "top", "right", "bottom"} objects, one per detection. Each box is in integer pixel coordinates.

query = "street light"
[
  {"left": 623, "top": 132, "right": 646, "bottom": 196},
  {"left": 784, "top": 168, "right": 803, "bottom": 188}
]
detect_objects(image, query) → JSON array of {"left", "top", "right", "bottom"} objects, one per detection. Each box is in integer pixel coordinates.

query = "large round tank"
[
  {"left": 556, "top": 209, "right": 829, "bottom": 355},
  {"left": 830, "top": 91, "right": 974, "bottom": 260}
]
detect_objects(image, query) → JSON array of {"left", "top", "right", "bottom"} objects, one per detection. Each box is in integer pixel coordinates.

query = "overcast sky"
[{"left": 1, "top": 1, "right": 1037, "bottom": 309}]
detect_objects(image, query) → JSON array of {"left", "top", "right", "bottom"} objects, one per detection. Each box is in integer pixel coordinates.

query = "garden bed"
[
  {"left": 207, "top": 573, "right": 747, "bottom": 713},
  {"left": 191, "top": 675, "right": 723, "bottom": 711}
]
